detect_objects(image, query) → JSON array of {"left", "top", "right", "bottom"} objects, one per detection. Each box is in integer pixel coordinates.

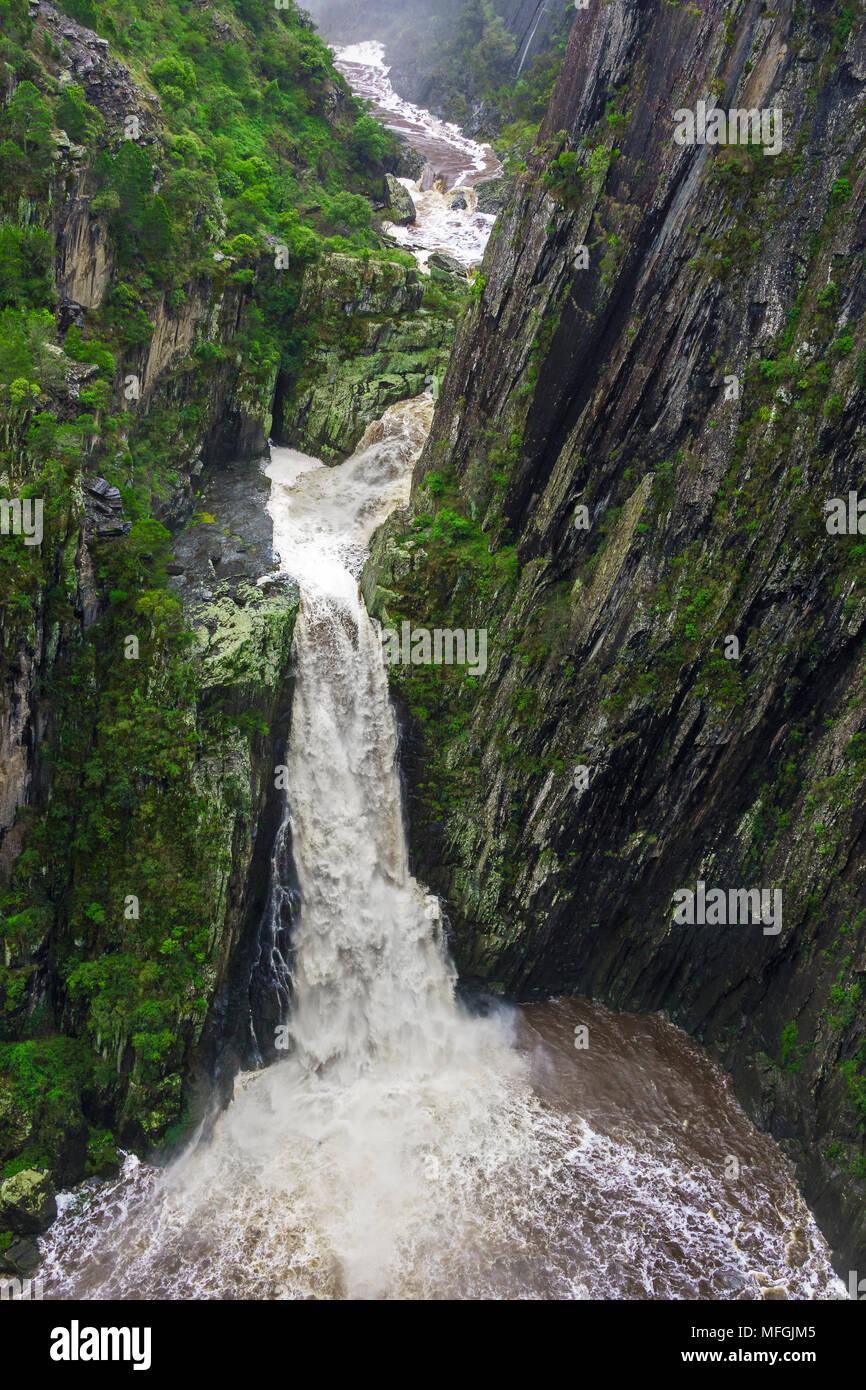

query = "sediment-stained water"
[
  {"left": 35, "top": 45, "right": 847, "bottom": 1303},
  {"left": 39, "top": 398, "right": 845, "bottom": 1301},
  {"left": 332, "top": 39, "right": 498, "bottom": 269}
]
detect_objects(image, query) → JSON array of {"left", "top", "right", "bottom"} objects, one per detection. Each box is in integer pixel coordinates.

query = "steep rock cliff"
[
  {"left": 0, "top": 0, "right": 393, "bottom": 1190},
  {"left": 366, "top": 0, "right": 866, "bottom": 1274},
  {"left": 277, "top": 250, "right": 465, "bottom": 462}
]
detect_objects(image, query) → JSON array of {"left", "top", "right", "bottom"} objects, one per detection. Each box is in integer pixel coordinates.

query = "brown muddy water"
[{"left": 38, "top": 410, "right": 845, "bottom": 1303}]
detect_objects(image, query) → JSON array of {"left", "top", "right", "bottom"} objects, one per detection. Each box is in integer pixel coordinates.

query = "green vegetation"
[
  {"left": 0, "top": 0, "right": 400, "bottom": 1179},
  {"left": 427, "top": 0, "right": 573, "bottom": 164},
  {"left": 777, "top": 1020, "right": 811, "bottom": 1074}
]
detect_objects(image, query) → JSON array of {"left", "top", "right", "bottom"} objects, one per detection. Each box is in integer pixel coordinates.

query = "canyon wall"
[{"left": 366, "top": 0, "right": 866, "bottom": 1274}]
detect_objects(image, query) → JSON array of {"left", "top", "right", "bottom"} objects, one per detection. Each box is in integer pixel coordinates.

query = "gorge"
[{"left": 0, "top": 0, "right": 864, "bottom": 1304}]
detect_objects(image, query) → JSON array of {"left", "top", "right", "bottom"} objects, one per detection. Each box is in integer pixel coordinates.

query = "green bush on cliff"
[
  {"left": 0, "top": 1037, "right": 93, "bottom": 1181},
  {"left": 0, "top": 225, "right": 54, "bottom": 310},
  {"left": 56, "top": 84, "right": 101, "bottom": 144}
]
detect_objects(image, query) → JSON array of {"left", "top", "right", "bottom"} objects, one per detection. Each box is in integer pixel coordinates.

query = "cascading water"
[
  {"left": 35, "top": 401, "right": 569, "bottom": 1299},
  {"left": 38, "top": 397, "right": 847, "bottom": 1301},
  {"left": 36, "top": 48, "right": 848, "bottom": 1303},
  {"left": 332, "top": 40, "right": 499, "bottom": 270}
]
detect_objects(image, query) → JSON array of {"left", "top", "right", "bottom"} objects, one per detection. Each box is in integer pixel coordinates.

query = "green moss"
[
  {"left": 778, "top": 1020, "right": 812, "bottom": 1074},
  {"left": 0, "top": 1037, "right": 92, "bottom": 1179}
]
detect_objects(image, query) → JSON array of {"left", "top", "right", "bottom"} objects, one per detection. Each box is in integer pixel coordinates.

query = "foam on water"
[
  {"left": 331, "top": 40, "right": 499, "bottom": 183},
  {"left": 39, "top": 397, "right": 846, "bottom": 1301},
  {"left": 332, "top": 39, "right": 498, "bottom": 269}
]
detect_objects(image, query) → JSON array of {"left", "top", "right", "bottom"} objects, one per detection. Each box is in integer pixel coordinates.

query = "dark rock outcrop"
[
  {"left": 366, "top": 0, "right": 866, "bottom": 1277},
  {"left": 0, "top": 1169, "right": 57, "bottom": 1234},
  {"left": 384, "top": 173, "right": 416, "bottom": 225}
]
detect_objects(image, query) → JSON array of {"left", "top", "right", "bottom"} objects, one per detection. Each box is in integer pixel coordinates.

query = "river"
[
  {"left": 36, "top": 46, "right": 847, "bottom": 1303},
  {"left": 333, "top": 39, "right": 499, "bottom": 270}
]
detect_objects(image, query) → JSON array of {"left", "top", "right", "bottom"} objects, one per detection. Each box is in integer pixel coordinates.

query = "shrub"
[{"left": 150, "top": 56, "right": 197, "bottom": 101}]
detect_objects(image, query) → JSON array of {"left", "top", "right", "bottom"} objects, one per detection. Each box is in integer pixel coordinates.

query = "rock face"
[
  {"left": 384, "top": 173, "right": 416, "bottom": 225},
  {"left": 0, "top": 1169, "right": 57, "bottom": 1234},
  {"left": 366, "top": 0, "right": 866, "bottom": 1275},
  {"left": 277, "top": 252, "right": 464, "bottom": 462},
  {"left": 0, "top": 1, "right": 322, "bottom": 1190},
  {"left": 428, "top": 251, "right": 468, "bottom": 280},
  {"left": 475, "top": 175, "right": 512, "bottom": 214},
  {"left": 0, "top": 17, "right": 284, "bottom": 879}
]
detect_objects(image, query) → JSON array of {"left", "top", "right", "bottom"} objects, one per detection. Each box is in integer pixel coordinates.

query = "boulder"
[
  {"left": 449, "top": 190, "right": 469, "bottom": 211},
  {"left": 383, "top": 174, "right": 415, "bottom": 226},
  {"left": 392, "top": 143, "right": 424, "bottom": 181},
  {"left": 0, "top": 1170, "right": 57, "bottom": 1235},
  {"left": 0, "top": 1235, "right": 41, "bottom": 1279},
  {"left": 428, "top": 252, "right": 468, "bottom": 281}
]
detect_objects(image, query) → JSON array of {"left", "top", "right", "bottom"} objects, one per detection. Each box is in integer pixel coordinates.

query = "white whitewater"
[
  {"left": 332, "top": 40, "right": 499, "bottom": 270},
  {"left": 36, "top": 47, "right": 849, "bottom": 1301},
  {"left": 39, "top": 399, "right": 848, "bottom": 1301},
  {"left": 37, "top": 402, "right": 582, "bottom": 1299}
]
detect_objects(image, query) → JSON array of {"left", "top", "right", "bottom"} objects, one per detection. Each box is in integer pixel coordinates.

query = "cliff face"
[
  {"left": 277, "top": 250, "right": 465, "bottom": 462},
  {"left": 366, "top": 0, "right": 866, "bottom": 1273},
  {"left": 0, "top": 0, "right": 390, "bottom": 1194}
]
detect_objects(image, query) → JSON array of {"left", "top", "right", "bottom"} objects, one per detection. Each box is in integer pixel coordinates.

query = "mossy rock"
[{"left": 0, "top": 1168, "right": 57, "bottom": 1234}]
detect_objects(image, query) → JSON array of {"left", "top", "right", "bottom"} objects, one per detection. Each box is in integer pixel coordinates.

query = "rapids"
[{"left": 36, "top": 44, "right": 847, "bottom": 1304}]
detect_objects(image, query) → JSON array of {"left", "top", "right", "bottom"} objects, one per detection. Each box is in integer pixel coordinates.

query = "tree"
[
  {"left": 351, "top": 115, "right": 390, "bottom": 166},
  {"left": 0, "top": 225, "right": 54, "bottom": 309},
  {"left": 56, "top": 83, "right": 98, "bottom": 143},
  {"left": 7, "top": 80, "right": 52, "bottom": 160}
]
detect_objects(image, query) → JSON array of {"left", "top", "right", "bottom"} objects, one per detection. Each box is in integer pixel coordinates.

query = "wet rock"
[
  {"left": 390, "top": 141, "right": 424, "bottom": 182},
  {"left": 419, "top": 163, "right": 439, "bottom": 192},
  {"left": 428, "top": 251, "right": 468, "bottom": 280},
  {"left": 0, "top": 1170, "right": 57, "bottom": 1235},
  {"left": 365, "top": 0, "right": 866, "bottom": 1282},
  {"left": 475, "top": 175, "right": 512, "bottom": 213},
  {"left": 0, "top": 1236, "right": 41, "bottom": 1279},
  {"left": 384, "top": 173, "right": 416, "bottom": 225},
  {"left": 449, "top": 190, "right": 468, "bottom": 211},
  {"left": 277, "top": 251, "right": 461, "bottom": 462}
]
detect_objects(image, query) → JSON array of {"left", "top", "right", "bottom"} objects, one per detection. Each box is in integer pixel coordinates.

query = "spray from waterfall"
[{"left": 37, "top": 395, "right": 846, "bottom": 1302}]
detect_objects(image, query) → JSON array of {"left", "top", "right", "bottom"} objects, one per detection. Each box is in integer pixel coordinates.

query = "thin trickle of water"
[
  {"left": 38, "top": 396, "right": 847, "bottom": 1300},
  {"left": 516, "top": 1, "right": 548, "bottom": 78},
  {"left": 247, "top": 786, "right": 295, "bottom": 1064}
]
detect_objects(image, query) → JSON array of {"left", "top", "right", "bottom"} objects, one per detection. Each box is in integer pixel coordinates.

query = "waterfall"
[
  {"left": 516, "top": 2, "right": 548, "bottom": 79},
  {"left": 268, "top": 396, "right": 471, "bottom": 1083},
  {"left": 38, "top": 394, "right": 847, "bottom": 1302},
  {"left": 34, "top": 53, "right": 846, "bottom": 1302}
]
